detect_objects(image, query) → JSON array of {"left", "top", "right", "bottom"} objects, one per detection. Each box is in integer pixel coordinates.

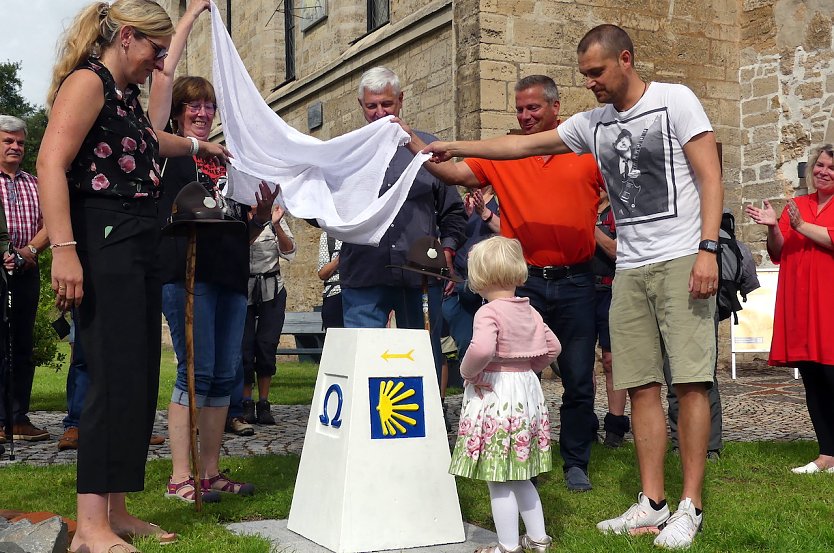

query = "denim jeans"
[
  {"left": 342, "top": 285, "right": 444, "bottom": 382},
  {"left": 442, "top": 282, "right": 481, "bottom": 359},
  {"left": 517, "top": 271, "right": 597, "bottom": 472},
  {"left": 227, "top": 356, "right": 245, "bottom": 419},
  {"left": 163, "top": 282, "right": 247, "bottom": 408},
  {"left": 63, "top": 322, "right": 90, "bottom": 429}
]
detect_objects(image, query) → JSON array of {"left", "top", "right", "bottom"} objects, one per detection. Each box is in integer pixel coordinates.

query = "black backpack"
[{"left": 717, "top": 211, "right": 746, "bottom": 323}]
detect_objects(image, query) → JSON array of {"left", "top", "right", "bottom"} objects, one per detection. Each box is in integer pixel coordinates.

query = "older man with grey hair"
[
  {"left": 0, "top": 114, "right": 50, "bottom": 443},
  {"left": 338, "top": 67, "right": 465, "bottom": 413}
]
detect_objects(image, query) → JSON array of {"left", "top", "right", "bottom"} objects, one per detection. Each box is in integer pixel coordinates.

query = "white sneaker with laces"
[
  {"left": 653, "top": 498, "right": 703, "bottom": 549},
  {"left": 596, "top": 492, "right": 670, "bottom": 534}
]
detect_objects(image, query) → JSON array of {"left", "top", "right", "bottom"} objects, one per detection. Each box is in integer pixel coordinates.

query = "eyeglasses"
[
  {"left": 184, "top": 102, "right": 217, "bottom": 114},
  {"left": 136, "top": 33, "right": 168, "bottom": 60}
]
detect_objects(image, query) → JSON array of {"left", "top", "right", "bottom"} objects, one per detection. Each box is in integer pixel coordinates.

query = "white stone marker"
[{"left": 288, "top": 327, "right": 465, "bottom": 553}]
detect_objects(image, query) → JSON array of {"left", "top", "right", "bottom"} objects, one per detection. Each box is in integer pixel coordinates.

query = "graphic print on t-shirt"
[{"left": 595, "top": 108, "right": 675, "bottom": 226}]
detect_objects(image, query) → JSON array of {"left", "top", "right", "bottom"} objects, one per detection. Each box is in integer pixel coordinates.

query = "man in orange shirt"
[{"left": 400, "top": 75, "right": 603, "bottom": 491}]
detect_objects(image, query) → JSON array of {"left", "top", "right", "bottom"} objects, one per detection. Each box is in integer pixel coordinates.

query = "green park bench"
[{"left": 277, "top": 311, "right": 324, "bottom": 362}]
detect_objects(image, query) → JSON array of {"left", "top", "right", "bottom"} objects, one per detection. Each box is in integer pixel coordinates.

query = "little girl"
[{"left": 449, "top": 236, "right": 561, "bottom": 553}]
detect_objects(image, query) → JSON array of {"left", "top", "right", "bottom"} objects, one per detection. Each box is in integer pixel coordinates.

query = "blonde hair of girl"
[
  {"left": 466, "top": 236, "right": 528, "bottom": 295},
  {"left": 47, "top": 0, "right": 174, "bottom": 109}
]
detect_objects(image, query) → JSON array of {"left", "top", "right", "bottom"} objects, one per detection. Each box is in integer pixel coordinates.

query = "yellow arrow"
[{"left": 381, "top": 349, "right": 415, "bottom": 361}]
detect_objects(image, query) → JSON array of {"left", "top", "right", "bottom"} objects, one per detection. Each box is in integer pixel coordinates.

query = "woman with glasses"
[
  {"left": 746, "top": 145, "right": 834, "bottom": 475},
  {"left": 37, "top": 1, "right": 229, "bottom": 552},
  {"left": 149, "top": 1, "right": 277, "bottom": 504}
]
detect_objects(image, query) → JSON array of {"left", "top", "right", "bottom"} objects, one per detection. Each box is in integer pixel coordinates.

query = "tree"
[
  {"left": 0, "top": 61, "right": 47, "bottom": 174},
  {"left": 0, "top": 61, "right": 34, "bottom": 117}
]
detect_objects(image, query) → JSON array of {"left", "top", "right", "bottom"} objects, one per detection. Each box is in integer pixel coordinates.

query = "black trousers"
[
  {"left": 242, "top": 287, "right": 287, "bottom": 384},
  {"left": 798, "top": 362, "right": 834, "bottom": 457},
  {"left": 73, "top": 198, "right": 161, "bottom": 494},
  {"left": 0, "top": 264, "right": 39, "bottom": 424},
  {"left": 321, "top": 293, "right": 343, "bottom": 330}
]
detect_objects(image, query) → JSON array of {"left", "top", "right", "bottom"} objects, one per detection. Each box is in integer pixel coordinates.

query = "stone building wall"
[
  {"left": 157, "top": 1, "right": 455, "bottom": 312},
  {"left": 737, "top": 0, "right": 834, "bottom": 259},
  {"left": 152, "top": 1, "right": 833, "bottom": 367}
]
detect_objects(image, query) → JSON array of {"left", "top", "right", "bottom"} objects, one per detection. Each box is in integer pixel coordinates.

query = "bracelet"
[
  {"left": 50, "top": 241, "right": 77, "bottom": 250},
  {"left": 187, "top": 136, "right": 199, "bottom": 156},
  {"left": 483, "top": 210, "right": 494, "bottom": 223}
]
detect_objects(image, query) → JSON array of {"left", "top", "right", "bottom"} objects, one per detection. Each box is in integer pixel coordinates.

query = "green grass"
[
  {"left": 22, "top": 345, "right": 834, "bottom": 551},
  {"left": 2, "top": 443, "right": 833, "bottom": 551},
  {"left": 32, "top": 342, "right": 320, "bottom": 411}
]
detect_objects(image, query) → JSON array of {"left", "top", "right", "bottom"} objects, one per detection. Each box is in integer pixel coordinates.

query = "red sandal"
[
  {"left": 201, "top": 472, "right": 255, "bottom": 496},
  {"left": 165, "top": 476, "right": 221, "bottom": 503}
]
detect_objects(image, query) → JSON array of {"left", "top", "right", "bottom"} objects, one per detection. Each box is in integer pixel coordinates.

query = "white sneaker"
[
  {"left": 596, "top": 492, "right": 670, "bottom": 534},
  {"left": 653, "top": 498, "right": 703, "bottom": 549},
  {"left": 791, "top": 461, "right": 834, "bottom": 474}
]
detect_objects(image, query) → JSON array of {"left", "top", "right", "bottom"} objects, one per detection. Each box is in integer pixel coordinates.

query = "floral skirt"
[{"left": 449, "top": 370, "right": 552, "bottom": 481}]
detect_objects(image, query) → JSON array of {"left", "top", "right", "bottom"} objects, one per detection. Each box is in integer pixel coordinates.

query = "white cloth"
[
  {"left": 557, "top": 82, "right": 713, "bottom": 269},
  {"left": 209, "top": 3, "right": 430, "bottom": 246}
]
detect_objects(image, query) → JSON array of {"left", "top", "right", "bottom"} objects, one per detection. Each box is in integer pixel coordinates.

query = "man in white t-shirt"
[{"left": 422, "top": 24, "right": 723, "bottom": 549}]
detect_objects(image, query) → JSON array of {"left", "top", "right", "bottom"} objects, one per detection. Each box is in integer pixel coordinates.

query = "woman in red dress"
[{"left": 745, "top": 144, "right": 834, "bottom": 474}]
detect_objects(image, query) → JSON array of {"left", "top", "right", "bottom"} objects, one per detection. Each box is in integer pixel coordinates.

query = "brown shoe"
[
  {"left": 13, "top": 419, "right": 49, "bottom": 442},
  {"left": 58, "top": 427, "right": 79, "bottom": 450},
  {"left": 225, "top": 417, "right": 254, "bottom": 436},
  {"left": 149, "top": 434, "right": 165, "bottom": 446}
]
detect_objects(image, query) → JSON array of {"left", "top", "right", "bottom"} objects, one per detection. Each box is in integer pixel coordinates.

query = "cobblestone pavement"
[{"left": 1, "top": 365, "right": 811, "bottom": 467}]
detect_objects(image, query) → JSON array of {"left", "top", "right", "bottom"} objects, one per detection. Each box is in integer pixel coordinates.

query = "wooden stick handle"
[{"left": 185, "top": 225, "right": 202, "bottom": 511}]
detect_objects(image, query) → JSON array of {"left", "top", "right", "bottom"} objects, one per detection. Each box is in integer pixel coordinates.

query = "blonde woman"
[
  {"left": 745, "top": 145, "right": 834, "bottom": 474},
  {"left": 37, "top": 1, "right": 228, "bottom": 551}
]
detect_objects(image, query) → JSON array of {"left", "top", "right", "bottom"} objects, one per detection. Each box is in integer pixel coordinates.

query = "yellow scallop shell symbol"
[{"left": 376, "top": 380, "right": 420, "bottom": 436}]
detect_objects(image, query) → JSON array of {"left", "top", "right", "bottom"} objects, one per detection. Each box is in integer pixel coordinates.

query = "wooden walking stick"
[{"left": 185, "top": 224, "right": 202, "bottom": 511}]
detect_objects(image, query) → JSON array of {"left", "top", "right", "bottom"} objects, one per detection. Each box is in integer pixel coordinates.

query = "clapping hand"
[
  {"left": 472, "top": 189, "right": 486, "bottom": 217},
  {"left": 254, "top": 181, "right": 280, "bottom": 223},
  {"left": 787, "top": 199, "right": 804, "bottom": 230},
  {"left": 271, "top": 203, "right": 286, "bottom": 226},
  {"left": 463, "top": 193, "right": 475, "bottom": 217},
  {"left": 744, "top": 200, "right": 778, "bottom": 227}
]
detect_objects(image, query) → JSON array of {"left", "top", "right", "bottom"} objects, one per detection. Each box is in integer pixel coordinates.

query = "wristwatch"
[
  {"left": 26, "top": 244, "right": 38, "bottom": 255},
  {"left": 698, "top": 239, "right": 719, "bottom": 254},
  {"left": 252, "top": 217, "right": 269, "bottom": 229}
]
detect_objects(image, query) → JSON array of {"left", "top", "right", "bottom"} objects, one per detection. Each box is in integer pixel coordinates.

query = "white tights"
[{"left": 487, "top": 480, "right": 547, "bottom": 549}]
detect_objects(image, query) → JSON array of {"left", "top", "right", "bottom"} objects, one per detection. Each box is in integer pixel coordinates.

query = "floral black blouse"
[{"left": 66, "top": 59, "right": 162, "bottom": 199}]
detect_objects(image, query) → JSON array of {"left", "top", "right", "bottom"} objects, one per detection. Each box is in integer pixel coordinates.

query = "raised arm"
[
  {"left": 272, "top": 206, "right": 297, "bottom": 258},
  {"left": 148, "top": 0, "right": 210, "bottom": 129},
  {"left": 422, "top": 128, "right": 571, "bottom": 163},
  {"left": 682, "top": 131, "right": 724, "bottom": 299}
]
